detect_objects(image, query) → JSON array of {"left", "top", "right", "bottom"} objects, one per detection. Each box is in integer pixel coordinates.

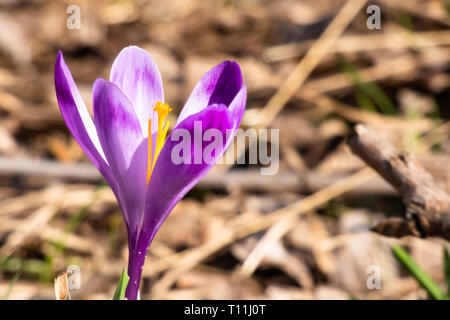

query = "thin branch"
[{"left": 347, "top": 124, "right": 450, "bottom": 240}]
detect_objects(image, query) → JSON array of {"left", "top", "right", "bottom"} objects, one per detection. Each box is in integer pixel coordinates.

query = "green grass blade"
[
  {"left": 444, "top": 0, "right": 450, "bottom": 17},
  {"left": 113, "top": 267, "right": 129, "bottom": 300},
  {"left": 355, "top": 88, "right": 377, "bottom": 112},
  {"left": 337, "top": 55, "right": 397, "bottom": 115},
  {"left": 357, "top": 81, "right": 397, "bottom": 115},
  {"left": 394, "top": 12, "right": 414, "bottom": 31},
  {"left": 392, "top": 245, "right": 444, "bottom": 300},
  {"left": 444, "top": 247, "right": 450, "bottom": 296},
  {"left": 2, "top": 272, "right": 21, "bottom": 300}
]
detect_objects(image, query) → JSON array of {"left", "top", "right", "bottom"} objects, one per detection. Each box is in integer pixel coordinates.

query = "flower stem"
[{"left": 125, "top": 233, "right": 150, "bottom": 300}]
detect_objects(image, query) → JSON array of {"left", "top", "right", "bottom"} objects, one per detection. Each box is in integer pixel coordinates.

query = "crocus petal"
[
  {"left": 93, "top": 79, "right": 148, "bottom": 233},
  {"left": 110, "top": 46, "right": 164, "bottom": 136},
  {"left": 228, "top": 85, "right": 247, "bottom": 130},
  {"left": 143, "top": 105, "right": 234, "bottom": 239},
  {"left": 176, "top": 61, "right": 242, "bottom": 125},
  {"left": 54, "top": 52, "right": 116, "bottom": 188}
]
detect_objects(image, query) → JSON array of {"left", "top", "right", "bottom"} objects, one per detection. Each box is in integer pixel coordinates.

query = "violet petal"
[
  {"left": 176, "top": 61, "right": 242, "bottom": 125},
  {"left": 110, "top": 46, "right": 164, "bottom": 136},
  {"left": 93, "top": 78, "right": 148, "bottom": 233}
]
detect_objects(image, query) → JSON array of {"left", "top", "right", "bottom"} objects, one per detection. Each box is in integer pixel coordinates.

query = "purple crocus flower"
[{"left": 54, "top": 46, "right": 246, "bottom": 299}]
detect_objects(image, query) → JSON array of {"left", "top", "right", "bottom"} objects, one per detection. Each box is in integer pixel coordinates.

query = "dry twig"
[{"left": 347, "top": 124, "right": 450, "bottom": 240}]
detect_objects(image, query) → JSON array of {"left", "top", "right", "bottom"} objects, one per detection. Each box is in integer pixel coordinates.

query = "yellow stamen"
[
  {"left": 147, "top": 102, "right": 172, "bottom": 183},
  {"left": 146, "top": 119, "right": 152, "bottom": 184}
]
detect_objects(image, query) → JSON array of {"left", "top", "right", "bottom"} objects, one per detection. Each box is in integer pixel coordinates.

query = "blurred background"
[{"left": 0, "top": 0, "right": 450, "bottom": 299}]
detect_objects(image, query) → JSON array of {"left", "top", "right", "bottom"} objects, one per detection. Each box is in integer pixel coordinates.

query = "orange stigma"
[{"left": 147, "top": 101, "right": 172, "bottom": 183}]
